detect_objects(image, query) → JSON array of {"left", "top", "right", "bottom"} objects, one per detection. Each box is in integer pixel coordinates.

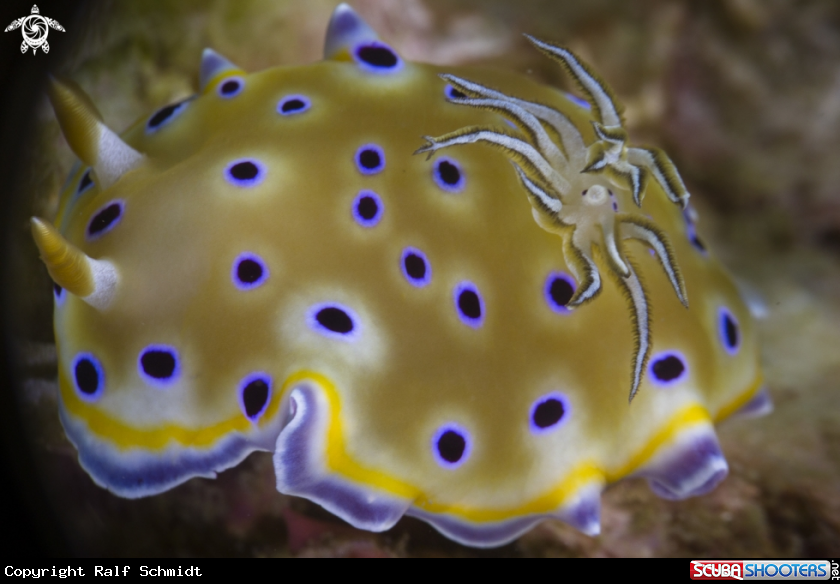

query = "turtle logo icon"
[{"left": 5, "top": 5, "right": 65, "bottom": 55}]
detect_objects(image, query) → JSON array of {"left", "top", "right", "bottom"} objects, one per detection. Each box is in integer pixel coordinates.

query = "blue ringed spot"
[
  {"left": 86, "top": 200, "right": 125, "bottom": 241},
  {"left": 718, "top": 307, "right": 740, "bottom": 355},
  {"left": 564, "top": 92, "right": 591, "bottom": 110},
  {"left": 232, "top": 252, "right": 269, "bottom": 290},
  {"left": 217, "top": 76, "right": 244, "bottom": 98},
  {"left": 238, "top": 372, "right": 272, "bottom": 422},
  {"left": 454, "top": 282, "right": 484, "bottom": 328},
  {"left": 432, "top": 157, "right": 465, "bottom": 193},
  {"left": 352, "top": 41, "right": 403, "bottom": 74},
  {"left": 682, "top": 209, "right": 708, "bottom": 255},
  {"left": 529, "top": 392, "right": 571, "bottom": 434},
  {"left": 76, "top": 169, "right": 94, "bottom": 195},
  {"left": 432, "top": 423, "right": 472, "bottom": 469},
  {"left": 53, "top": 282, "right": 66, "bottom": 306},
  {"left": 400, "top": 247, "right": 431, "bottom": 287},
  {"left": 544, "top": 271, "right": 576, "bottom": 314},
  {"left": 224, "top": 158, "right": 266, "bottom": 188},
  {"left": 145, "top": 99, "right": 190, "bottom": 133},
  {"left": 648, "top": 351, "right": 689, "bottom": 387},
  {"left": 277, "top": 94, "right": 311, "bottom": 116},
  {"left": 687, "top": 224, "right": 708, "bottom": 255},
  {"left": 138, "top": 344, "right": 180, "bottom": 388},
  {"left": 351, "top": 190, "right": 383, "bottom": 228},
  {"left": 354, "top": 144, "right": 386, "bottom": 175},
  {"left": 444, "top": 85, "right": 466, "bottom": 100},
  {"left": 72, "top": 352, "right": 105, "bottom": 402},
  {"left": 307, "top": 302, "right": 361, "bottom": 342}
]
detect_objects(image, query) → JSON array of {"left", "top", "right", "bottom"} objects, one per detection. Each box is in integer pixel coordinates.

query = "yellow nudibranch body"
[{"left": 34, "top": 5, "right": 769, "bottom": 546}]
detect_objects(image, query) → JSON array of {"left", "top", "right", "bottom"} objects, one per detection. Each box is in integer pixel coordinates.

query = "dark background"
[{"left": 0, "top": 0, "right": 82, "bottom": 558}]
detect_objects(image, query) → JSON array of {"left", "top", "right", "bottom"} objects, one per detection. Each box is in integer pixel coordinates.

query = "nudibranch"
[{"left": 33, "top": 4, "right": 769, "bottom": 547}]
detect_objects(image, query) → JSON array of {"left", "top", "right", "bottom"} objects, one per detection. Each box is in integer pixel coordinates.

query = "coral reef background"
[{"left": 1, "top": 0, "right": 839, "bottom": 557}]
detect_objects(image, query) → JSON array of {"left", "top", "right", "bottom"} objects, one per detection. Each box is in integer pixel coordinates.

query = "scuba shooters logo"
[
  {"left": 690, "top": 560, "right": 833, "bottom": 580},
  {"left": 4, "top": 5, "right": 64, "bottom": 54}
]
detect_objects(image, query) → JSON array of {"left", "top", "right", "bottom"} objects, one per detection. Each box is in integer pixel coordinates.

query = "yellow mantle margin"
[
  {"left": 291, "top": 370, "right": 765, "bottom": 524},
  {"left": 60, "top": 368, "right": 284, "bottom": 450},
  {"left": 63, "top": 365, "right": 764, "bottom": 524}
]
